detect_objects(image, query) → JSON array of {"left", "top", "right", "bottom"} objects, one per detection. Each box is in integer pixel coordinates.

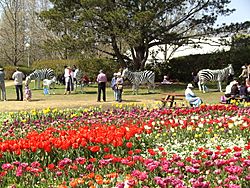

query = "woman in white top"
[
  {"left": 185, "top": 83, "right": 202, "bottom": 107},
  {"left": 116, "top": 72, "right": 123, "bottom": 102},
  {"left": 64, "top": 66, "right": 73, "bottom": 94}
]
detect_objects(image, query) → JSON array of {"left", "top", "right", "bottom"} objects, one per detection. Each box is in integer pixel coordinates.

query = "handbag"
[{"left": 117, "top": 84, "right": 123, "bottom": 90}]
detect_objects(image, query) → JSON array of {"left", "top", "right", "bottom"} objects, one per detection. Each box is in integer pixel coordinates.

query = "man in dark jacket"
[{"left": 0, "top": 67, "right": 6, "bottom": 101}]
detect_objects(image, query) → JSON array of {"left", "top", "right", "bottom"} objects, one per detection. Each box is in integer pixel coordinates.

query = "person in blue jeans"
[
  {"left": 12, "top": 67, "right": 25, "bottom": 101},
  {"left": 0, "top": 67, "right": 6, "bottom": 101},
  {"left": 111, "top": 73, "right": 118, "bottom": 101},
  {"left": 116, "top": 72, "right": 123, "bottom": 102}
]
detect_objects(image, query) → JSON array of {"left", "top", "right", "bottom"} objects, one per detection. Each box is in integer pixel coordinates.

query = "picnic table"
[{"left": 160, "top": 93, "right": 187, "bottom": 108}]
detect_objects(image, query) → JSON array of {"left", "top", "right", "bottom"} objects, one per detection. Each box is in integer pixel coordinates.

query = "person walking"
[
  {"left": 12, "top": 67, "right": 25, "bottom": 101},
  {"left": 0, "top": 67, "right": 6, "bottom": 101},
  {"left": 111, "top": 72, "right": 118, "bottom": 101},
  {"left": 96, "top": 70, "right": 107, "bottom": 102},
  {"left": 116, "top": 72, "right": 123, "bottom": 102}
]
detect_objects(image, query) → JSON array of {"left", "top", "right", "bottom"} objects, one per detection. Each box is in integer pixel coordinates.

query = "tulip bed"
[{"left": 0, "top": 104, "right": 250, "bottom": 188}]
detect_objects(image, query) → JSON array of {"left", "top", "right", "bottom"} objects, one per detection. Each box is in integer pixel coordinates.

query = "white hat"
[
  {"left": 113, "top": 73, "right": 117, "bottom": 76},
  {"left": 117, "top": 72, "right": 121, "bottom": 76},
  {"left": 187, "top": 83, "right": 193, "bottom": 88},
  {"left": 242, "top": 66, "right": 246, "bottom": 69},
  {"left": 231, "top": 80, "right": 238, "bottom": 85}
]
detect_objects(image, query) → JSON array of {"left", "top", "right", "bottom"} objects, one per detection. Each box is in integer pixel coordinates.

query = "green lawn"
[{"left": 0, "top": 81, "right": 224, "bottom": 112}]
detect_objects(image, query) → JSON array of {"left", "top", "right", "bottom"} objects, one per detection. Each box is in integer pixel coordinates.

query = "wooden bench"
[{"left": 160, "top": 93, "right": 188, "bottom": 108}]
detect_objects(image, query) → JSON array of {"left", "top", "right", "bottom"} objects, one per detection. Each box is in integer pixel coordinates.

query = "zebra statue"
[
  {"left": 43, "top": 77, "right": 57, "bottom": 94},
  {"left": 122, "top": 68, "right": 155, "bottom": 95},
  {"left": 25, "top": 68, "right": 56, "bottom": 89},
  {"left": 197, "top": 64, "right": 234, "bottom": 93}
]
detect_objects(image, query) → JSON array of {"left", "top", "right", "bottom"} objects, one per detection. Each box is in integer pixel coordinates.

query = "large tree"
[
  {"left": 0, "top": 0, "right": 26, "bottom": 66},
  {"left": 40, "top": 0, "right": 249, "bottom": 70},
  {"left": 0, "top": 0, "right": 56, "bottom": 66}
]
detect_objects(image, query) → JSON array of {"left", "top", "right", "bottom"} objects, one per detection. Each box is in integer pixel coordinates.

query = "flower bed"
[{"left": 0, "top": 104, "right": 249, "bottom": 187}]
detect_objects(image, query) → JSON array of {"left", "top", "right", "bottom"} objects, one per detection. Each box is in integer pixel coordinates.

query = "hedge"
[{"left": 32, "top": 58, "right": 120, "bottom": 82}]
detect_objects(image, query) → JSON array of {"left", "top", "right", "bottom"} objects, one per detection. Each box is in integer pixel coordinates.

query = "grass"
[{"left": 0, "top": 81, "right": 224, "bottom": 112}]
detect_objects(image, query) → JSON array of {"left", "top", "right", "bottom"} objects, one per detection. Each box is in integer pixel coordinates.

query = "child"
[{"left": 25, "top": 85, "right": 32, "bottom": 101}]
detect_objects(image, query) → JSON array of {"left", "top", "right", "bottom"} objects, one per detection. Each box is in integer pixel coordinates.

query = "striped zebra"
[
  {"left": 122, "top": 68, "right": 155, "bottom": 95},
  {"left": 197, "top": 64, "right": 234, "bottom": 93},
  {"left": 25, "top": 68, "right": 56, "bottom": 89}
]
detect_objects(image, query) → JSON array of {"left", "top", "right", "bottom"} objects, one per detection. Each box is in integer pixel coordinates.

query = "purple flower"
[
  {"left": 1, "top": 163, "right": 13, "bottom": 171},
  {"left": 56, "top": 171, "right": 63, "bottom": 177},
  {"left": 12, "top": 161, "right": 20, "bottom": 166},
  {"left": 75, "top": 157, "right": 86, "bottom": 164},
  {"left": 243, "top": 160, "right": 250, "bottom": 166},
  {"left": 224, "top": 165, "right": 243, "bottom": 175},
  {"left": 138, "top": 172, "right": 148, "bottom": 181},
  {"left": 228, "top": 175, "right": 239, "bottom": 181},
  {"left": 214, "top": 169, "right": 222, "bottom": 175},
  {"left": 115, "top": 182, "right": 125, "bottom": 188},
  {"left": 31, "top": 161, "right": 40, "bottom": 168},
  {"left": 20, "top": 163, "right": 28, "bottom": 168},
  {"left": 86, "top": 164, "right": 93, "bottom": 171},
  {"left": 245, "top": 174, "right": 250, "bottom": 180},
  {"left": 99, "top": 159, "right": 112, "bottom": 166},
  {"left": 16, "top": 166, "right": 23, "bottom": 177}
]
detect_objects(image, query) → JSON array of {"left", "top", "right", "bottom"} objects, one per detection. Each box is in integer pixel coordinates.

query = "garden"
[{"left": 0, "top": 102, "right": 249, "bottom": 187}]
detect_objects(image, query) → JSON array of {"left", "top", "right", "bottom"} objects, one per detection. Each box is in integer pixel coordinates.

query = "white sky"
[
  {"left": 216, "top": 0, "right": 250, "bottom": 25},
  {"left": 150, "top": 0, "right": 250, "bottom": 60}
]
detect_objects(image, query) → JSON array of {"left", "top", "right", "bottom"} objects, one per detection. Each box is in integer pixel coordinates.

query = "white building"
[{"left": 146, "top": 37, "right": 231, "bottom": 64}]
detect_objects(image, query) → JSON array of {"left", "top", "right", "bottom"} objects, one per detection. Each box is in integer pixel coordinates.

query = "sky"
[
  {"left": 168, "top": 0, "right": 250, "bottom": 59},
  {"left": 216, "top": 0, "right": 250, "bottom": 25}
]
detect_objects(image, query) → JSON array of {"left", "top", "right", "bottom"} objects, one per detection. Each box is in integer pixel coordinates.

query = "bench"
[{"left": 160, "top": 93, "right": 188, "bottom": 108}]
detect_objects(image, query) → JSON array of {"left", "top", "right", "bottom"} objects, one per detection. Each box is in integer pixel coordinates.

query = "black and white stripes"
[
  {"left": 197, "top": 64, "right": 234, "bottom": 93},
  {"left": 25, "top": 69, "right": 56, "bottom": 89},
  {"left": 122, "top": 68, "right": 155, "bottom": 94}
]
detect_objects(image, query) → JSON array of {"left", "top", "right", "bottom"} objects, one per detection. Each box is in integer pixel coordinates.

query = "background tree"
[
  {"left": 0, "top": 0, "right": 26, "bottom": 66},
  {"left": 39, "top": 0, "right": 249, "bottom": 70},
  {"left": 231, "top": 32, "right": 250, "bottom": 49},
  {"left": 0, "top": 0, "right": 54, "bottom": 67},
  {"left": 39, "top": 0, "right": 97, "bottom": 60}
]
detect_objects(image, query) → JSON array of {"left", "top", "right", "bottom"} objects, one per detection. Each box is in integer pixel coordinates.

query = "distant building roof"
[{"left": 146, "top": 37, "right": 231, "bottom": 64}]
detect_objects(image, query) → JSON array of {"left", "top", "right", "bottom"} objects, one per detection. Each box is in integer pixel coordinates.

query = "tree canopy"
[{"left": 40, "top": 0, "right": 250, "bottom": 70}]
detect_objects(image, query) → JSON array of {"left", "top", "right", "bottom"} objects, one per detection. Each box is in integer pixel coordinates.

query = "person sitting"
[
  {"left": 161, "top": 75, "right": 173, "bottom": 84},
  {"left": 225, "top": 81, "right": 233, "bottom": 98},
  {"left": 246, "top": 78, "right": 250, "bottom": 94},
  {"left": 185, "top": 83, "right": 202, "bottom": 107},
  {"left": 230, "top": 81, "right": 239, "bottom": 99},
  {"left": 239, "top": 81, "right": 248, "bottom": 100},
  {"left": 224, "top": 80, "right": 239, "bottom": 103}
]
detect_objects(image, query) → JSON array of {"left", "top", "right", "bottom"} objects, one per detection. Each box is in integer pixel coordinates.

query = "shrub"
[
  {"left": 32, "top": 59, "right": 80, "bottom": 76},
  {"left": 32, "top": 58, "right": 120, "bottom": 82},
  {"left": 79, "top": 58, "right": 120, "bottom": 81},
  {"left": 2, "top": 66, "right": 33, "bottom": 80}
]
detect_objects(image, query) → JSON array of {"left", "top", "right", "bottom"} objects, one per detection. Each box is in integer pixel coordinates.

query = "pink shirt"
[{"left": 97, "top": 73, "right": 107, "bottom": 83}]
